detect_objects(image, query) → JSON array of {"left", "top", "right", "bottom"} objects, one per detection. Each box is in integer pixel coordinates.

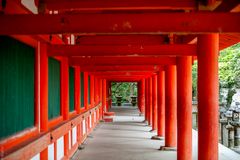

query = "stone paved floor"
[{"left": 72, "top": 106, "right": 240, "bottom": 160}]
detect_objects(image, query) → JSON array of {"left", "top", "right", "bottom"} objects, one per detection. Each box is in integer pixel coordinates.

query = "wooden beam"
[
  {"left": 43, "top": 0, "right": 197, "bottom": 11},
  {"left": 80, "top": 65, "right": 160, "bottom": 72},
  {"left": 76, "top": 35, "right": 166, "bottom": 45},
  {"left": 48, "top": 44, "right": 197, "bottom": 56},
  {"left": 70, "top": 57, "right": 176, "bottom": 66},
  {"left": 90, "top": 71, "right": 154, "bottom": 76},
  {"left": 1, "top": 13, "right": 240, "bottom": 35}
]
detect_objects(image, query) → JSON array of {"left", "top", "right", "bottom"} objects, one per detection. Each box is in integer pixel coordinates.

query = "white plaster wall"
[
  {"left": 57, "top": 136, "right": 64, "bottom": 160},
  {"left": 72, "top": 126, "right": 77, "bottom": 145},
  {"left": 31, "top": 153, "right": 40, "bottom": 160},
  {"left": 82, "top": 120, "right": 86, "bottom": 135},
  {"left": 48, "top": 143, "right": 54, "bottom": 160}
]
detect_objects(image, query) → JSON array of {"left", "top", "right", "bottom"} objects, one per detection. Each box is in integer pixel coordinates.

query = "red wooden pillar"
[
  {"left": 160, "top": 65, "right": 177, "bottom": 150},
  {"left": 149, "top": 77, "right": 153, "bottom": 126},
  {"left": 177, "top": 56, "right": 192, "bottom": 160},
  {"left": 74, "top": 67, "right": 80, "bottom": 114},
  {"left": 106, "top": 81, "right": 109, "bottom": 111},
  {"left": 39, "top": 42, "right": 48, "bottom": 159},
  {"left": 157, "top": 68, "right": 165, "bottom": 138},
  {"left": 102, "top": 79, "right": 107, "bottom": 113},
  {"left": 90, "top": 75, "right": 94, "bottom": 107},
  {"left": 99, "top": 79, "right": 103, "bottom": 120},
  {"left": 141, "top": 78, "right": 145, "bottom": 115},
  {"left": 61, "top": 57, "right": 69, "bottom": 157},
  {"left": 84, "top": 72, "right": 88, "bottom": 110},
  {"left": 198, "top": 34, "right": 219, "bottom": 160},
  {"left": 152, "top": 75, "right": 157, "bottom": 131},
  {"left": 145, "top": 78, "right": 149, "bottom": 122},
  {"left": 137, "top": 82, "right": 142, "bottom": 113}
]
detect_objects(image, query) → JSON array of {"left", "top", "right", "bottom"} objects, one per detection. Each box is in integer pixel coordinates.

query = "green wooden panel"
[
  {"left": 80, "top": 72, "right": 84, "bottom": 107},
  {"left": 48, "top": 58, "right": 60, "bottom": 119},
  {"left": 69, "top": 67, "right": 74, "bottom": 112},
  {"left": 0, "top": 36, "right": 35, "bottom": 140},
  {"left": 88, "top": 75, "right": 91, "bottom": 104}
]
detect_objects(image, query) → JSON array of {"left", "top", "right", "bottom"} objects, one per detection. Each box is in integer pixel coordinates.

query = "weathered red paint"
[
  {"left": 198, "top": 34, "right": 219, "bottom": 160},
  {"left": 177, "top": 56, "right": 192, "bottom": 160},
  {"left": 1, "top": 13, "right": 240, "bottom": 35},
  {"left": 165, "top": 65, "right": 177, "bottom": 147},
  {"left": 157, "top": 68, "right": 165, "bottom": 137},
  {"left": 152, "top": 75, "right": 157, "bottom": 130}
]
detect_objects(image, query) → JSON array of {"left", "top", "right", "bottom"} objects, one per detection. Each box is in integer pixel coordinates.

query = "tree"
[{"left": 219, "top": 43, "right": 240, "bottom": 108}]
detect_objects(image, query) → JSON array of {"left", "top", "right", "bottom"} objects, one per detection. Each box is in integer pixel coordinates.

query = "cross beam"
[
  {"left": 90, "top": 71, "right": 154, "bottom": 76},
  {"left": 69, "top": 57, "right": 176, "bottom": 66},
  {"left": 1, "top": 13, "right": 240, "bottom": 35},
  {"left": 43, "top": 0, "right": 197, "bottom": 11},
  {"left": 48, "top": 44, "right": 196, "bottom": 56},
  {"left": 80, "top": 65, "right": 160, "bottom": 72}
]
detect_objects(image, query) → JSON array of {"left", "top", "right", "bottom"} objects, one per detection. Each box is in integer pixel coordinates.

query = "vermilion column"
[
  {"left": 152, "top": 68, "right": 165, "bottom": 140},
  {"left": 61, "top": 57, "right": 69, "bottom": 157},
  {"left": 145, "top": 78, "right": 149, "bottom": 122},
  {"left": 198, "top": 34, "right": 219, "bottom": 160},
  {"left": 99, "top": 79, "right": 103, "bottom": 120},
  {"left": 102, "top": 79, "right": 107, "bottom": 113},
  {"left": 152, "top": 75, "right": 157, "bottom": 131},
  {"left": 39, "top": 42, "right": 48, "bottom": 159},
  {"left": 90, "top": 75, "right": 94, "bottom": 107},
  {"left": 141, "top": 78, "right": 145, "bottom": 115},
  {"left": 106, "top": 81, "right": 109, "bottom": 111},
  {"left": 137, "top": 82, "right": 142, "bottom": 113},
  {"left": 74, "top": 67, "right": 80, "bottom": 114},
  {"left": 84, "top": 72, "right": 88, "bottom": 110},
  {"left": 177, "top": 56, "right": 192, "bottom": 160},
  {"left": 161, "top": 65, "right": 177, "bottom": 150},
  {"left": 149, "top": 77, "right": 153, "bottom": 126}
]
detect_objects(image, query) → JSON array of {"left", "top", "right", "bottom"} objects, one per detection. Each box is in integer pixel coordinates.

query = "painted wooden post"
[
  {"left": 74, "top": 66, "right": 80, "bottom": 114},
  {"left": 141, "top": 78, "right": 145, "bottom": 115},
  {"left": 149, "top": 77, "right": 153, "bottom": 126},
  {"left": 157, "top": 68, "right": 165, "bottom": 138},
  {"left": 39, "top": 42, "right": 48, "bottom": 159},
  {"left": 99, "top": 79, "right": 103, "bottom": 120},
  {"left": 152, "top": 74, "right": 158, "bottom": 131},
  {"left": 145, "top": 78, "right": 149, "bottom": 122},
  {"left": 198, "top": 34, "right": 219, "bottom": 160},
  {"left": 61, "top": 57, "right": 69, "bottom": 157},
  {"left": 160, "top": 65, "right": 177, "bottom": 150},
  {"left": 177, "top": 56, "right": 192, "bottom": 160},
  {"left": 84, "top": 72, "right": 88, "bottom": 110},
  {"left": 90, "top": 75, "right": 95, "bottom": 107},
  {"left": 102, "top": 79, "right": 107, "bottom": 113}
]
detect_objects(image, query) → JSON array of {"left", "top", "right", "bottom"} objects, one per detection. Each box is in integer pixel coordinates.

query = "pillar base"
[
  {"left": 159, "top": 146, "right": 177, "bottom": 151},
  {"left": 151, "top": 135, "right": 164, "bottom": 140},
  {"left": 150, "top": 129, "right": 157, "bottom": 133}
]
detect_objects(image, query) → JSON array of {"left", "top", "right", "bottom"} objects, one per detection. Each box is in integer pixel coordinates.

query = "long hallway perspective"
[{"left": 72, "top": 106, "right": 240, "bottom": 160}]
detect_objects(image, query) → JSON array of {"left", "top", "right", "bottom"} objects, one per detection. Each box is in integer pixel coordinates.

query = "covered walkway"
[{"left": 72, "top": 106, "right": 240, "bottom": 160}]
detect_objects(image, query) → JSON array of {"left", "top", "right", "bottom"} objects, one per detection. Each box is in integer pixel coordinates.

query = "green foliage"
[
  {"left": 219, "top": 43, "right": 240, "bottom": 107},
  {"left": 192, "top": 61, "right": 198, "bottom": 99},
  {"left": 111, "top": 82, "right": 137, "bottom": 103}
]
